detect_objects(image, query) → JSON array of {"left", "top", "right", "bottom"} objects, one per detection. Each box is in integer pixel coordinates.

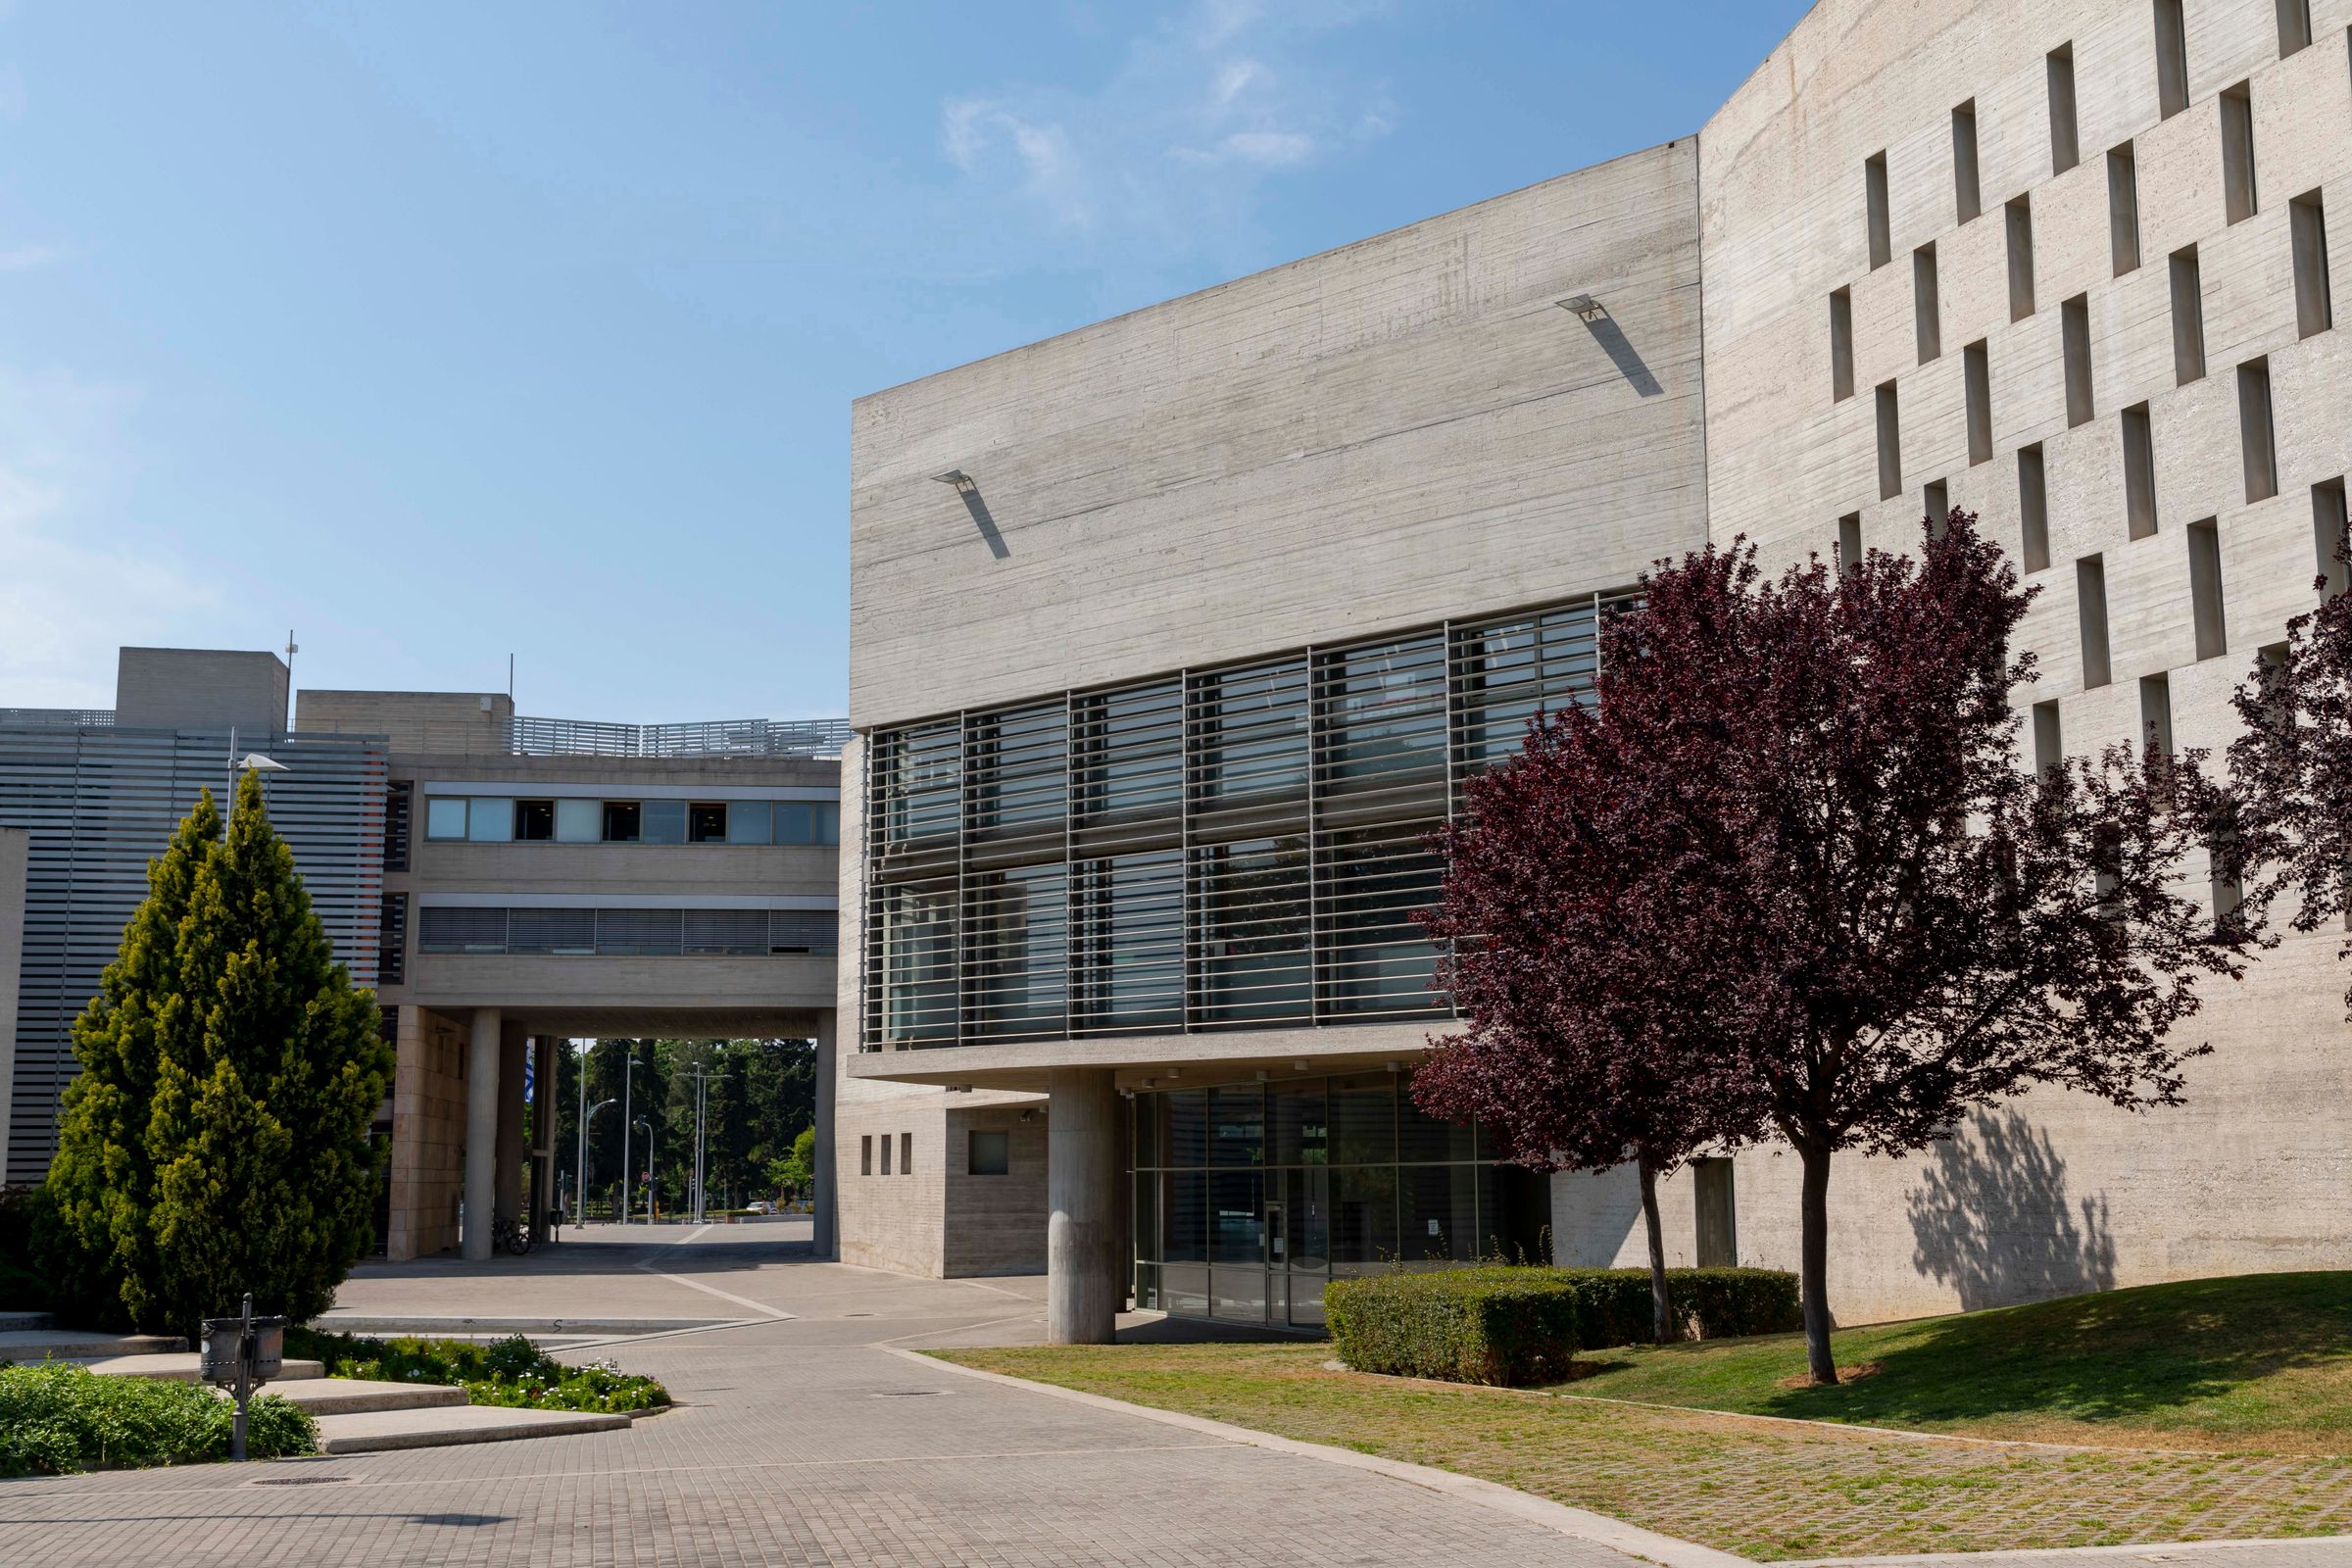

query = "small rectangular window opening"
[
  {"left": 2239, "top": 359, "right": 2278, "bottom": 504},
  {"left": 2139, "top": 673, "right": 2177, "bottom": 758},
  {"left": 2222, "top": 83, "right": 2258, "bottom": 224},
  {"left": 901, "top": 1131, "right": 912, "bottom": 1175},
  {"left": 1914, "top": 244, "right": 1941, "bottom": 362},
  {"left": 2109, "top": 144, "right": 2141, "bottom": 274},
  {"left": 2189, "top": 517, "right": 2230, "bottom": 660},
  {"left": 2125, "top": 403, "right": 2158, "bottom": 539},
  {"left": 1838, "top": 513, "right": 1864, "bottom": 573},
  {"left": 2171, "top": 246, "right": 2207, "bottom": 384},
  {"left": 2033, "top": 699, "right": 2065, "bottom": 778},
  {"left": 2314, "top": 479, "right": 2349, "bottom": 599},
  {"left": 860, "top": 1135, "right": 873, "bottom": 1177},
  {"left": 2078, "top": 555, "right": 2113, "bottom": 689},
  {"left": 881, "top": 1134, "right": 893, "bottom": 1176},
  {"left": 1877, "top": 382, "right": 1904, "bottom": 500},
  {"left": 514, "top": 800, "right": 555, "bottom": 841},
  {"left": 1965, "top": 340, "right": 1992, "bottom": 466},
  {"left": 2156, "top": 0, "right": 2190, "bottom": 119},
  {"left": 687, "top": 803, "right": 729, "bottom": 843},
  {"left": 1925, "top": 479, "right": 1950, "bottom": 542},
  {"left": 2063, "top": 294, "right": 2094, "bottom": 427},
  {"left": 1953, "top": 101, "right": 1983, "bottom": 224},
  {"left": 2008, "top": 197, "right": 2037, "bottom": 320},
  {"left": 1866, "top": 152, "right": 1892, "bottom": 269},
  {"left": 2278, "top": 0, "right": 2313, "bottom": 57},
  {"left": 2048, "top": 46, "right": 2081, "bottom": 174},
  {"left": 2020, "top": 444, "right": 2051, "bottom": 573},
  {"left": 1831, "top": 288, "right": 1855, "bottom": 401},
  {"left": 602, "top": 801, "right": 642, "bottom": 843},
  {"left": 2292, "top": 190, "right": 2332, "bottom": 338},
  {"left": 969, "top": 1129, "right": 1011, "bottom": 1176}
]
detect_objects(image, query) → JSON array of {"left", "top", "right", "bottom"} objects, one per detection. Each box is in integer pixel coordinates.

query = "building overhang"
[{"left": 847, "top": 1020, "right": 1443, "bottom": 1095}]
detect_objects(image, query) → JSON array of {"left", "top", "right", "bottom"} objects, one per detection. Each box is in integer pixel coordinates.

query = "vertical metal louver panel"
[
  {"left": 508, "top": 907, "right": 598, "bottom": 955},
  {"left": 595, "top": 907, "right": 682, "bottom": 956},
  {"left": 682, "top": 908, "right": 767, "bottom": 956},
  {"left": 418, "top": 906, "right": 510, "bottom": 954},
  {"left": 383, "top": 780, "right": 413, "bottom": 872},
  {"left": 378, "top": 893, "right": 409, "bottom": 984},
  {"left": 0, "top": 722, "right": 384, "bottom": 1182},
  {"left": 767, "top": 909, "right": 837, "bottom": 956}
]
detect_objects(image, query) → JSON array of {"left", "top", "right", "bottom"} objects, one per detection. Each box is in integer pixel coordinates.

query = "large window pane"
[
  {"left": 1191, "top": 836, "right": 1309, "bottom": 1025},
  {"left": 1286, "top": 1166, "right": 1331, "bottom": 1273},
  {"left": 1189, "top": 659, "right": 1308, "bottom": 804},
  {"left": 774, "top": 803, "right": 814, "bottom": 844},
  {"left": 1319, "top": 822, "right": 1447, "bottom": 1018},
  {"left": 1270, "top": 1079, "right": 1327, "bottom": 1166},
  {"left": 1133, "top": 1092, "right": 1158, "bottom": 1170},
  {"left": 968, "top": 702, "right": 1066, "bottom": 837},
  {"left": 1479, "top": 1164, "right": 1553, "bottom": 1267},
  {"left": 876, "top": 721, "right": 959, "bottom": 846},
  {"left": 1071, "top": 850, "right": 1183, "bottom": 1033},
  {"left": 555, "top": 798, "right": 602, "bottom": 843},
  {"left": 1163, "top": 1170, "right": 1207, "bottom": 1262},
  {"left": 1209, "top": 1170, "right": 1264, "bottom": 1264},
  {"left": 725, "top": 802, "right": 772, "bottom": 844},
  {"left": 466, "top": 798, "right": 514, "bottom": 843},
  {"left": 1206, "top": 1084, "right": 1264, "bottom": 1167},
  {"left": 1162, "top": 1090, "right": 1208, "bottom": 1168},
  {"left": 641, "top": 800, "right": 687, "bottom": 845},
  {"left": 424, "top": 798, "right": 467, "bottom": 840},
  {"left": 1331, "top": 1073, "right": 1396, "bottom": 1165},
  {"left": 1330, "top": 1165, "right": 1396, "bottom": 1268},
  {"left": 963, "top": 864, "right": 1066, "bottom": 1041},
  {"left": 871, "top": 880, "right": 958, "bottom": 1046},
  {"left": 1398, "top": 1073, "right": 1475, "bottom": 1163},
  {"left": 1075, "top": 679, "right": 1182, "bottom": 823},
  {"left": 1318, "top": 633, "right": 1446, "bottom": 792},
  {"left": 1452, "top": 599, "right": 1609, "bottom": 772},
  {"left": 1134, "top": 1170, "right": 1161, "bottom": 1262},
  {"left": 1403, "top": 1163, "right": 1479, "bottom": 1265}
]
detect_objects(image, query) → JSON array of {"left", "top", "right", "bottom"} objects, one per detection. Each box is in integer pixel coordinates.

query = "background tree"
[
  {"left": 1548, "top": 519, "right": 2242, "bottom": 1384},
  {"left": 2228, "top": 567, "right": 2352, "bottom": 1009},
  {"left": 1415, "top": 676, "right": 1768, "bottom": 1343},
  {"left": 769, "top": 1126, "right": 816, "bottom": 1202},
  {"left": 44, "top": 772, "right": 394, "bottom": 1339}
]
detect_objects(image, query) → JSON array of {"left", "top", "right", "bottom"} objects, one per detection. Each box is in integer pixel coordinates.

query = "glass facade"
[
  {"left": 1132, "top": 1073, "right": 1551, "bottom": 1326},
  {"left": 861, "top": 588, "right": 1637, "bottom": 1049},
  {"left": 423, "top": 796, "right": 840, "bottom": 846}
]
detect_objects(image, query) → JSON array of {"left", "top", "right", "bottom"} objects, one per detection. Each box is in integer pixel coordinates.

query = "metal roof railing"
[
  {"left": 510, "top": 715, "right": 851, "bottom": 760},
  {"left": 0, "top": 709, "right": 116, "bottom": 727}
]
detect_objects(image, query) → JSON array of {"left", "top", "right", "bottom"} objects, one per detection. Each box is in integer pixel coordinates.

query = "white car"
[{"left": 747, "top": 1200, "right": 774, "bottom": 1215}]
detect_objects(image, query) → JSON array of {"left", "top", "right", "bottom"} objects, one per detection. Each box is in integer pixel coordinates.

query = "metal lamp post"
[{"left": 580, "top": 1096, "right": 616, "bottom": 1223}]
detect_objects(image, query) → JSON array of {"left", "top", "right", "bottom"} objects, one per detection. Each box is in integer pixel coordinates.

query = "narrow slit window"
[
  {"left": 2020, "top": 444, "right": 2051, "bottom": 573},
  {"left": 860, "top": 1135, "right": 873, "bottom": 1176},
  {"left": 1838, "top": 512, "right": 1863, "bottom": 573},
  {"left": 1965, "top": 339, "right": 1992, "bottom": 465},
  {"left": 2078, "top": 555, "right": 2113, "bottom": 689},
  {"left": 2292, "top": 190, "right": 2332, "bottom": 338},
  {"left": 1925, "top": 478, "right": 1950, "bottom": 541},
  {"left": 2189, "top": 517, "right": 2229, "bottom": 660},
  {"left": 1866, "top": 152, "right": 1891, "bottom": 270},
  {"left": 881, "top": 1134, "right": 893, "bottom": 1176},
  {"left": 2033, "top": 699, "right": 2065, "bottom": 777},
  {"left": 1914, "top": 243, "right": 1941, "bottom": 362},
  {"left": 2140, "top": 673, "right": 2176, "bottom": 758},
  {"left": 2048, "top": 45, "right": 2081, "bottom": 174},
  {"left": 2063, "top": 293, "right": 2094, "bottom": 427},
  {"left": 1877, "top": 381, "right": 1904, "bottom": 500},
  {"left": 2239, "top": 358, "right": 2278, "bottom": 504},
  {"left": 901, "top": 1131, "right": 912, "bottom": 1175},
  {"left": 2007, "top": 197, "right": 2037, "bottom": 320},
  {"left": 2171, "top": 246, "right": 2207, "bottom": 384},
  {"left": 2278, "top": 0, "right": 2313, "bottom": 57},
  {"left": 2314, "top": 478, "right": 2349, "bottom": 598},
  {"left": 1831, "top": 288, "right": 1855, "bottom": 401},
  {"left": 2124, "top": 403, "right": 2158, "bottom": 539},
  {"left": 2155, "top": 0, "right": 2189, "bottom": 119},
  {"left": 2109, "top": 144, "right": 2141, "bottom": 274},
  {"left": 2222, "top": 82, "right": 2258, "bottom": 225},
  {"left": 1952, "top": 100, "right": 1982, "bottom": 224}
]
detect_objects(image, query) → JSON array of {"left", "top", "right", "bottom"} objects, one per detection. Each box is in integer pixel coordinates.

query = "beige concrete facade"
[
  {"left": 115, "top": 647, "right": 289, "bottom": 733},
  {"left": 841, "top": 0, "right": 2352, "bottom": 1328},
  {"left": 0, "top": 827, "right": 24, "bottom": 1180}
]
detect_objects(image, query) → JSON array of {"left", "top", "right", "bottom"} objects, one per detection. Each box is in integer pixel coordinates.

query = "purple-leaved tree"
[{"left": 1424, "top": 514, "right": 2247, "bottom": 1383}]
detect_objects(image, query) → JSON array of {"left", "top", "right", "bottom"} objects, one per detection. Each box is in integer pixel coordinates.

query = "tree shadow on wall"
[{"left": 1906, "top": 1108, "right": 2116, "bottom": 1312}]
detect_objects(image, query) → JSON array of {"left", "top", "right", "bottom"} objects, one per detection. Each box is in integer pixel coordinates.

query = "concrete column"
[
  {"left": 529, "top": 1035, "right": 557, "bottom": 1243},
  {"left": 813, "top": 1009, "right": 838, "bottom": 1258},
  {"left": 462, "top": 1007, "right": 502, "bottom": 1262},
  {"left": 495, "top": 1021, "right": 528, "bottom": 1223},
  {"left": 1046, "top": 1067, "right": 1119, "bottom": 1346}
]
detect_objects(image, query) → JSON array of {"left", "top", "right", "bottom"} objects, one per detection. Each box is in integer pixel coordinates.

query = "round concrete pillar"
[
  {"left": 1046, "top": 1067, "right": 1119, "bottom": 1346},
  {"left": 463, "top": 1006, "right": 503, "bottom": 1262},
  {"left": 813, "top": 1009, "right": 838, "bottom": 1259}
]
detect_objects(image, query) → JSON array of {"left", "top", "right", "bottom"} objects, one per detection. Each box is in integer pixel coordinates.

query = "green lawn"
[{"left": 1558, "top": 1271, "right": 2352, "bottom": 1452}]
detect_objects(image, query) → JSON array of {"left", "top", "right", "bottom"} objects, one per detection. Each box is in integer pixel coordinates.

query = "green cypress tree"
[{"left": 45, "top": 771, "right": 393, "bottom": 1339}]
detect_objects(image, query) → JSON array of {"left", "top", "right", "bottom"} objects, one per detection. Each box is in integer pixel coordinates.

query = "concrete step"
[
  {"left": 65, "top": 1351, "right": 324, "bottom": 1383},
  {"left": 314, "top": 1403, "right": 632, "bottom": 1454},
  {"left": 264, "top": 1377, "right": 468, "bottom": 1416},
  {"left": 0, "top": 1310, "right": 54, "bottom": 1332},
  {"left": 0, "top": 1328, "right": 184, "bottom": 1361},
  {"left": 312, "top": 1314, "right": 724, "bottom": 1337}
]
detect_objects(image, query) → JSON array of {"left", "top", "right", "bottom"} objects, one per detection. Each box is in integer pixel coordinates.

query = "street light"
[
  {"left": 580, "top": 1097, "right": 616, "bottom": 1224},
  {"left": 621, "top": 1051, "right": 641, "bottom": 1224},
  {"left": 633, "top": 1118, "right": 658, "bottom": 1224}
]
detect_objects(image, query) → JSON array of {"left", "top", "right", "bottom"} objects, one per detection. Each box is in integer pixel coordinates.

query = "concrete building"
[
  {"left": 1, "top": 651, "right": 846, "bottom": 1270},
  {"left": 843, "top": 0, "right": 2352, "bottom": 1339},
  {"left": 0, "top": 827, "right": 26, "bottom": 1180}
]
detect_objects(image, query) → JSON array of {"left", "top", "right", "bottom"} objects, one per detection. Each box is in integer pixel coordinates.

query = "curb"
[
  {"left": 1788, "top": 1538, "right": 2352, "bottom": 1565},
  {"left": 888, "top": 1346, "right": 1750, "bottom": 1568}
]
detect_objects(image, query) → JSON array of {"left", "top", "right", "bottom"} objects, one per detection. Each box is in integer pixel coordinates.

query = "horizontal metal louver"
[
  {"left": 683, "top": 909, "right": 767, "bottom": 956},
  {"left": 508, "top": 907, "right": 597, "bottom": 955},
  {"left": 418, "top": 906, "right": 510, "bottom": 954},
  {"left": 595, "top": 908, "right": 682, "bottom": 956},
  {"left": 767, "top": 909, "right": 837, "bottom": 956}
]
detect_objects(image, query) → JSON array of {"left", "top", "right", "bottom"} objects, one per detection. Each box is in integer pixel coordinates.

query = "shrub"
[
  {"left": 1326, "top": 1266, "right": 1801, "bottom": 1386},
  {"left": 285, "top": 1327, "right": 669, "bottom": 1414},
  {"left": 0, "top": 1185, "right": 56, "bottom": 1314},
  {"left": 0, "top": 1362, "right": 317, "bottom": 1477}
]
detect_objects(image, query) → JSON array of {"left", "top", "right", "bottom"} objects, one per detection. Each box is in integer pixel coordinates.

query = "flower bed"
[
  {"left": 0, "top": 1361, "right": 317, "bottom": 1477},
  {"left": 285, "top": 1327, "right": 669, "bottom": 1413}
]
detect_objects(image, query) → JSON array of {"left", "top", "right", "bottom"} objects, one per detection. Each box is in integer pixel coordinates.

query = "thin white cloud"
[
  {"left": 936, "top": 0, "right": 1396, "bottom": 273},
  {"left": 0, "top": 242, "right": 59, "bottom": 271}
]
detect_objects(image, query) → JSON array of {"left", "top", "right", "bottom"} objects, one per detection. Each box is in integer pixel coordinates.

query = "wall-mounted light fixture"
[
  {"left": 932, "top": 468, "right": 978, "bottom": 494},
  {"left": 1554, "top": 293, "right": 1604, "bottom": 321}
]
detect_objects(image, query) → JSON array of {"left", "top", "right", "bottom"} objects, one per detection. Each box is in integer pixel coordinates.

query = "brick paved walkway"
[{"left": 0, "top": 1228, "right": 1648, "bottom": 1568}]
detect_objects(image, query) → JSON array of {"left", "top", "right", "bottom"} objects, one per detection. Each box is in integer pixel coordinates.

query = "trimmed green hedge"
[
  {"left": 1325, "top": 1266, "right": 1801, "bottom": 1387},
  {"left": 0, "top": 1361, "right": 318, "bottom": 1476},
  {"left": 286, "top": 1326, "right": 669, "bottom": 1414}
]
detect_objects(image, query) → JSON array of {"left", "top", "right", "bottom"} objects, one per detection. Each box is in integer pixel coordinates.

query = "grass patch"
[
  {"left": 285, "top": 1326, "right": 668, "bottom": 1414},
  {"left": 1554, "top": 1271, "right": 2352, "bottom": 1451},
  {"left": 0, "top": 1361, "right": 316, "bottom": 1477},
  {"left": 936, "top": 1335, "right": 2352, "bottom": 1560}
]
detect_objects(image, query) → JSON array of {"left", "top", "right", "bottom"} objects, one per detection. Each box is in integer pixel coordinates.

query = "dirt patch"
[{"left": 1775, "top": 1361, "right": 1883, "bottom": 1390}]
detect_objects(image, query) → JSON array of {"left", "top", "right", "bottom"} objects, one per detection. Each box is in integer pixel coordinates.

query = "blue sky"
[{"left": 0, "top": 1, "right": 1810, "bottom": 720}]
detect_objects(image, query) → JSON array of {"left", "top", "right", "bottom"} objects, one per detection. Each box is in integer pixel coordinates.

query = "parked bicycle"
[{"left": 491, "top": 1213, "right": 533, "bottom": 1257}]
